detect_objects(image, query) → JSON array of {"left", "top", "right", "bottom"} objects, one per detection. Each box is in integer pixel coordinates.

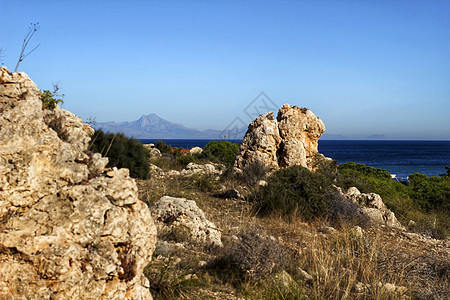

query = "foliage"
[
  {"left": 203, "top": 140, "right": 240, "bottom": 166},
  {"left": 40, "top": 87, "right": 64, "bottom": 110},
  {"left": 408, "top": 173, "right": 450, "bottom": 212},
  {"left": 240, "top": 161, "right": 269, "bottom": 187},
  {"left": 155, "top": 140, "right": 173, "bottom": 154},
  {"left": 337, "top": 162, "right": 409, "bottom": 199},
  {"left": 255, "top": 165, "right": 333, "bottom": 220},
  {"left": 310, "top": 152, "right": 338, "bottom": 180},
  {"left": 439, "top": 165, "right": 450, "bottom": 177},
  {"left": 89, "top": 129, "right": 150, "bottom": 179},
  {"left": 337, "top": 162, "right": 450, "bottom": 238},
  {"left": 207, "top": 230, "right": 292, "bottom": 287}
]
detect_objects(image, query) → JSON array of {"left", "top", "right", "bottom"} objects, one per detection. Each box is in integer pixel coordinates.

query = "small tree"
[{"left": 14, "top": 23, "right": 40, "bottom": 72}]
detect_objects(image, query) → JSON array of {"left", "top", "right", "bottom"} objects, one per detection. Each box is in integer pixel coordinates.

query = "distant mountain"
[{"left": 95, "top": 114, "right": 247, "bottom": 139}]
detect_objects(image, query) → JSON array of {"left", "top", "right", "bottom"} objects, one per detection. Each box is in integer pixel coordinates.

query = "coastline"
[{"left": 140, "top": 139, "right": 450, "bottom": 178}]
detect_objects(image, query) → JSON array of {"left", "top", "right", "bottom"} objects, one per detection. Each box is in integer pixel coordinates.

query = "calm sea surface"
[{"left": 140, "top": 139, "right": 450, "bottom": 178}]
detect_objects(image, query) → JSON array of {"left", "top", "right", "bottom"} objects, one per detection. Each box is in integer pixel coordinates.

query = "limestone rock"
[
  {"left": 0, "top": 67, "right": 157, "bottom": 299},
  {"left": 152, "top": 196, "right": 222, "bottom": 247},
  {"left": 234, "top": 104, "right": 325, "bottom": 173},
  {"left": 337, "top": 186, "right": 404, "bottom": 229},
  {"left": 143, "top": 144, "right": 162, "bottom": 157},
  {"left": 235, "top": 112, "right": 281, "bottom": 172},
  {"left": 277, "top": 104, "right": 326, "bottom": 169},
  {"left": 181, "top": 162, "right": 222, "bottom": 177},
  {"left": 189, "top": 146, "right": 203, "bottom": 155}
]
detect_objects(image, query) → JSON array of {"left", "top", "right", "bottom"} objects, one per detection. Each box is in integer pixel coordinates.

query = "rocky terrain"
[
  {"left": 0, "top": 67, "right": 157, "bottom": 299},
  {"left": 0, "top": 67, "right": 448, "bottom": 300}
]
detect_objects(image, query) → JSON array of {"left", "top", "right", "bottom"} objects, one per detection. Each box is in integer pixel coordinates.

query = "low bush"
[
  {"left": 203, "top": 140, "right": 240, "bottom": 166},
  {"left": 254, "top": 165, "right": 333, "bottom": 220},
  {"left": 240, "top": 161, "right": 269, "bottom": 187},
  {"left": 207, "top": 230, "right": 292, "bottom": 285},
  {"left": 408, "top": 173, "right": 450, "bottom": 212},
  {"left": 337, "top": 162, "right": 450, "bottom": 238},
  {"left": 89, "top": 129, "right": 150, "bottom": 179}
]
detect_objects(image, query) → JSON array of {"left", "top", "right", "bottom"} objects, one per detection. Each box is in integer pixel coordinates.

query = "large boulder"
[
  {"left": 234, "top": 104, "right": 326, "bottom": 173},
  {"left": 0, "top": 67, "right": 157, "bottom": 299}
]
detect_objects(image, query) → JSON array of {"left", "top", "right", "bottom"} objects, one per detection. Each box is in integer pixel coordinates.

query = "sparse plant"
[
  {"left": 240, "top": 161, "right": 269, "bottom": 187},
  {"left": 14, "top": 23, "right": 40, "bottom": 72},
  {"left": 40, "top": 83, "right": 64, "bottom": 110}
]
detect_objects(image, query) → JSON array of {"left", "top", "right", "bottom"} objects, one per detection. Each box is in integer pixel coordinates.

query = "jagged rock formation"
[
  {"left": 0, "top": 67, "right": 157, "bottom": 299},
  {"left": 234, "top": 104, "right": 326, "bottom": 173}
]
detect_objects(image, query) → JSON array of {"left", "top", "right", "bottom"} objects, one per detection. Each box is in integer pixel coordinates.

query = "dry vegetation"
[{"left": 137, "top": 160, "right": 449, "bottom": 300}]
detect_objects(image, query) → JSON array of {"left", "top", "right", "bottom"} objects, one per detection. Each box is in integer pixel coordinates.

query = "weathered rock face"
[
  {"left": 0, "top": 67, "right": 157, "bottom": 299},
  {"left": 234, "top": 104, "right": 325, "bottom": 173},
  {"left": 152, "top": 196, "right": 222, "bottom": 248}
]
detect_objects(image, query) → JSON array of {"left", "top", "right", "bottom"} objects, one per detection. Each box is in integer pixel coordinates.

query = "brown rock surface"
[
  {"left": 0, "top": 67, "right": 156, "bottom": 299},
  {"left": 234, "top": 104, "right": 325, "bottom": 172}
]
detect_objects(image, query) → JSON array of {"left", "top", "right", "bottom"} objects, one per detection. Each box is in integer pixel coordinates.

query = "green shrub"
[
  {"left": 203, "top": 140, "right": 240, "bottom": 166},
  {"left": 255, "top": 165, "right": 332, "bottom": 220},
  {"left": 337, "top": 162, "right": 450, "bottom": 238},
  {"left": 155, "top": 140, "right": 173, "bottom": 154},
  {"left": 337, "top": 162, "right": 409, "bottom": 200},
  {"left": 240, "top": 161, "right": 269, "bottom": 187},
  {"left": 408, "top": 173, "right": 450, "bottom": 212},
  {"left": 40, "top": 89, "right": 64, "bottom": 110},
  {"left": 89, "top": 129, "right": 150, "bottom": 179}
]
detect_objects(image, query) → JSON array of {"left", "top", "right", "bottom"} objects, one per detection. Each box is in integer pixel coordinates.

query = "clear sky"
[{"left": 1, "top": 0, "right": 449, "bottom": 139}]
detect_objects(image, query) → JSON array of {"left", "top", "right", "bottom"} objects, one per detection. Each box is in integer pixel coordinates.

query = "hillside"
[{"left": 95, "top": 113, "right": 247, "bottom": 139}]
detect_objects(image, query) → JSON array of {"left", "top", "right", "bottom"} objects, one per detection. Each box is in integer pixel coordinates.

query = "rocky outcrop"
[
  {"left": 0, "top": 67, "right": 157, "bottom": 299},
  {"left": 234, "top": 104, "right": 326, "bottom": 173},
  {"left": 152, "top": 196, "right": 222, "bottom": 248},
  {"left": 336, "top": 186, "right": 404, "bottom": 229}
]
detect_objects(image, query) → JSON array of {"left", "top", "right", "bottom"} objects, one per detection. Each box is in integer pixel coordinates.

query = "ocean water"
[{"left": 140, "top": 139, "right": 450, "bottom": 178}]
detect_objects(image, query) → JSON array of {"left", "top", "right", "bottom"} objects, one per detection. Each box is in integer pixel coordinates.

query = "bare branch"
[{"left": 14, "top": 23, "right": 40, "bottom": 73}]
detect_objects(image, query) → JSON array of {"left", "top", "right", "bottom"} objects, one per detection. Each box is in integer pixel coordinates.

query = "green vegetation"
[
  {"left": 89, "top": 129, "right": 150, "bottom": 179},
  {"left": 40, "top": 89, "right": 64, "bottom": 110},
  {"left": 254, "top": 165, "right": 333, "bottom": 220},
  {"left": 152, "top": 140, "right": 240, "bottom": 172},
  {"left": 203, "top": 140, "right": 240, "bottom": 166},
  {"left": 337, "top": 162, "right": 450, "bottom": 238}
]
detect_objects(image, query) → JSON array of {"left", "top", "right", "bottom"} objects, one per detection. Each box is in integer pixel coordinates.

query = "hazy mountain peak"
[{"left": 95, "top": 113, "right": 247, "bottom": 139}]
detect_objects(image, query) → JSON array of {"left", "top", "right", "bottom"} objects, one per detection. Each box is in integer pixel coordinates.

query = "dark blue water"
[{"left": 140, "top": 139, "right": 450, "bottom": 178}]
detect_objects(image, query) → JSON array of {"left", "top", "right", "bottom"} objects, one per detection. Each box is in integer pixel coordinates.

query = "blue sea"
[{"left": 140, "top": 139, "right": 450, "bottom": 178}]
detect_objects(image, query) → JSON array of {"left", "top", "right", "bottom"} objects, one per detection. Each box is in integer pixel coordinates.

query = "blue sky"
[{"left": 1, "top": 0, "right": 449, "bottom": 139}]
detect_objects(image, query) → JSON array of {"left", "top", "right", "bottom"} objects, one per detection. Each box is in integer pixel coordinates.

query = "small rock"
[
  {"left": 319, "top": 226, "right": 336, "bottom": 234},
  {"left": 189, "top": 147, "right": 203, "bottom": 154},
  {"left": 273, "top": 270, "right": 298, "bottom": 290},
  {"left": 257, "top": 180, "right": 268, "bottom": 186},
  {"left": 298, "top": 268, "right": 313, "bottom": 284},
  {"left": 353, "top": 226, "right": 363, "bottom": 239}
]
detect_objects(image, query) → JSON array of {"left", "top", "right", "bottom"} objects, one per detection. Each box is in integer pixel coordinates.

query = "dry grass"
[{"left": 138, "top": 164, "right": 449, "bottom": 300}]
